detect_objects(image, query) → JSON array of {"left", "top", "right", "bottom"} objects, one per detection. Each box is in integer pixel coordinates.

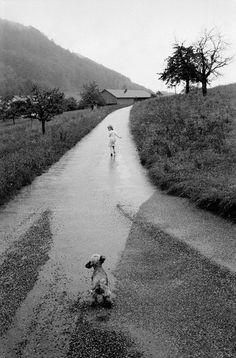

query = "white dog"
[{"left": 85, "top": 254, "right": 112, "bottom": 305}]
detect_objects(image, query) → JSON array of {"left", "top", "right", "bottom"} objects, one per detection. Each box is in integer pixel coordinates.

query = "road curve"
[
  {"left": 0, "top": 105, "right": 236, "bottom": 357},
  {"left": 0, "top": 106, "right": 154, "bottom": 357}
]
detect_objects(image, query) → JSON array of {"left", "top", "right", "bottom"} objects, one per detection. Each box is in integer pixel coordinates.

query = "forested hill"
[{"left": 0, "top": 19, "right": 148, "bottom": 97}]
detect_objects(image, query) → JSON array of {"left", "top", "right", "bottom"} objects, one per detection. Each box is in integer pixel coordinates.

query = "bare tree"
[{"left": 194, "top": 29, "right": 233, "bottom": 96}]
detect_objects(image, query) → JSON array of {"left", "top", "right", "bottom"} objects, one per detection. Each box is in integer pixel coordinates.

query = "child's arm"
[{"left": 115, "top": 133, "right": 122, "bottom": 139}]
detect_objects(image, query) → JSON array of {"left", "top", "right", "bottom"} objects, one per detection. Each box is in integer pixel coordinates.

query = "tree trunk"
[
  {"left": 202, "top": 79, "right": 207, "bottom": 96},
  {"left": 42, "top": 120, "right": 46, "bottom": 135},
  {"left": 12, "top": 116, "right": 15, "bottom": 125},
  {"left": 185, "top": 79, "right": 190, "bottom": 94}
]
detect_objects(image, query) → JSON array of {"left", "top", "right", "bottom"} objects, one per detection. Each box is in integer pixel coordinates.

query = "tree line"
[
  {"left": 0, "top": 81, "right": 105, "bottom": 134},
  {"left": 158, "top": 29, "right": 233, "bottom": 96}
]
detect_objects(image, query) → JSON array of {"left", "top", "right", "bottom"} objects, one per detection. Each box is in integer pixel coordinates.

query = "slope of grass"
[
  {"left": 0, "top": 106, "right": 118, "bottom": 205},
  {"left": 130, "top": 85, "right": 236, "bottom": 220}
]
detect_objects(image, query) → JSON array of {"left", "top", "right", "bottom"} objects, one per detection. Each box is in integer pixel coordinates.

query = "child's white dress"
[{"left": 108, "top": 130, "right": 117, "bottom": 147}]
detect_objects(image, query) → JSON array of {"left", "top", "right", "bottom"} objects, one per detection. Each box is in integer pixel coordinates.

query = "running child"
[{"left": 107, "top": 125, "right": 121, "bottom": 156}]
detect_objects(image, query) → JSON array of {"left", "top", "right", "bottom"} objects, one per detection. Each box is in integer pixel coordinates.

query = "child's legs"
[{"left": 109, "top": 139, "right": 116, "bottom": 155}]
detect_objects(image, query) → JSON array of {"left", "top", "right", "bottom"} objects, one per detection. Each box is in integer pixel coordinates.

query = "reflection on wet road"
[
  {"left": 0, "top": 105, "right": 236, "bottom": 357},
  {"left": 0, "top": 106, "right": 154, "bottom": 356}
]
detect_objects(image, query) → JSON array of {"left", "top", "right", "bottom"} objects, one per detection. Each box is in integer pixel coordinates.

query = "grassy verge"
[
  {"left": 0, "top": 106, "right": 118, "bottom": 206},
  {"left": 130, "top": 84, "right": 236, "bottom": 221}
]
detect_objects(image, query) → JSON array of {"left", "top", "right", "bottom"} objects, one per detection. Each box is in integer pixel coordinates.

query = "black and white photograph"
[{"left": 0, "top": 0, "right": 236, "bottom": 357}]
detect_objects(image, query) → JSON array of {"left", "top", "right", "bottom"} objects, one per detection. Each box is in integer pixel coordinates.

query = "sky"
[{"left": 0, "top": 0, "right": 236, "bottom": 92}]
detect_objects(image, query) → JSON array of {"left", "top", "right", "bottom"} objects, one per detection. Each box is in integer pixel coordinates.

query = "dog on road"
[{"left": 85, "top": 254, "right": 112, "bottom": 306}]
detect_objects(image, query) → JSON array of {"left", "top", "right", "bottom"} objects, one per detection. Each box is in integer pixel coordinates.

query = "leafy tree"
[
  {"left": 193, "top": 30, "right": 233, "bottom": 96},
  {"left": 63, "top": 96, "right": 78, "bottom": 111},
  {"left": 0, "top": 96, "right": 28, "bottom": 124},
  {"left": 0, "top": 96, "right": 11, "bottom": 122},
  {"left": 79, "top": 81, "right": 105, "bottom": 109},
  {"left": 29, "top": 85, "right": 65, "bottom": 134},
  {"left": 7, "top": 99, "right": 28, "bottom": 124},
  {"left": 158, "top": 44, "right": 199, "bottom": 94}
]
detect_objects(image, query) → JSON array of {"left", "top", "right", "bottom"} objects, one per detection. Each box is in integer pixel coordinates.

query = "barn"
[{"left": 101, "top": 89, "right": 151, "bottom": 106}]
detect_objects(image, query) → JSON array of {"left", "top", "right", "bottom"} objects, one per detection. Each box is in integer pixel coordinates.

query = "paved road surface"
[
  {"left": 0, "top": 106, "right": 154, "bottom": 357},
  {"left": 0, "top": 106, "right": 235, "bottom": 357}
]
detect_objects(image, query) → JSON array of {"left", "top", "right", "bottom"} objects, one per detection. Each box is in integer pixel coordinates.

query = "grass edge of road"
[{"left": 129, "top": 85, "right": 236, "bottom": 222}]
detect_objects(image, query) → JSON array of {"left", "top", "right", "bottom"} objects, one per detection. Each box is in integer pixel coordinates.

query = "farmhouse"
[{"left": 101, "top": 89, "right": 151, "bottom": 106}]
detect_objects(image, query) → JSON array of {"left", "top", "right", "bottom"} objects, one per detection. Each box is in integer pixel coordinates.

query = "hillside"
[
  {"left": 0, "top": 19, "right": 148, "bottom": 97},
  {"left": 130, "top": 83, "right": 236, "bottom": 220}
]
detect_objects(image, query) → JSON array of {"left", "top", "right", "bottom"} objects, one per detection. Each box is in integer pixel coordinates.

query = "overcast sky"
[{"left": 1, "top": 0, "right": 236, "bottom": 91}]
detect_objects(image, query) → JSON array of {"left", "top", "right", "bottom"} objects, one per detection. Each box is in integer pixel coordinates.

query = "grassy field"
[
  {"left": 0, "top": 106, "right": 118, "bottom": 206},
  {"left": 130, "top": 84, "right": 236, "bottom": 221}
]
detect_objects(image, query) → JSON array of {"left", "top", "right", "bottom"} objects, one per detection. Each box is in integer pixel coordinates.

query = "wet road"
[
  {"left": 0, "top": 106, "right": 236, "bottom": 357},
  {"left": 0, "top": 106, "right": 154, "bottom": 356}
]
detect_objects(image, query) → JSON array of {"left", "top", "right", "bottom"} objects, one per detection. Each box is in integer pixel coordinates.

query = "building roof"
[{"left": 102, "top": 89, "right": 151, "bottom": 99}]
